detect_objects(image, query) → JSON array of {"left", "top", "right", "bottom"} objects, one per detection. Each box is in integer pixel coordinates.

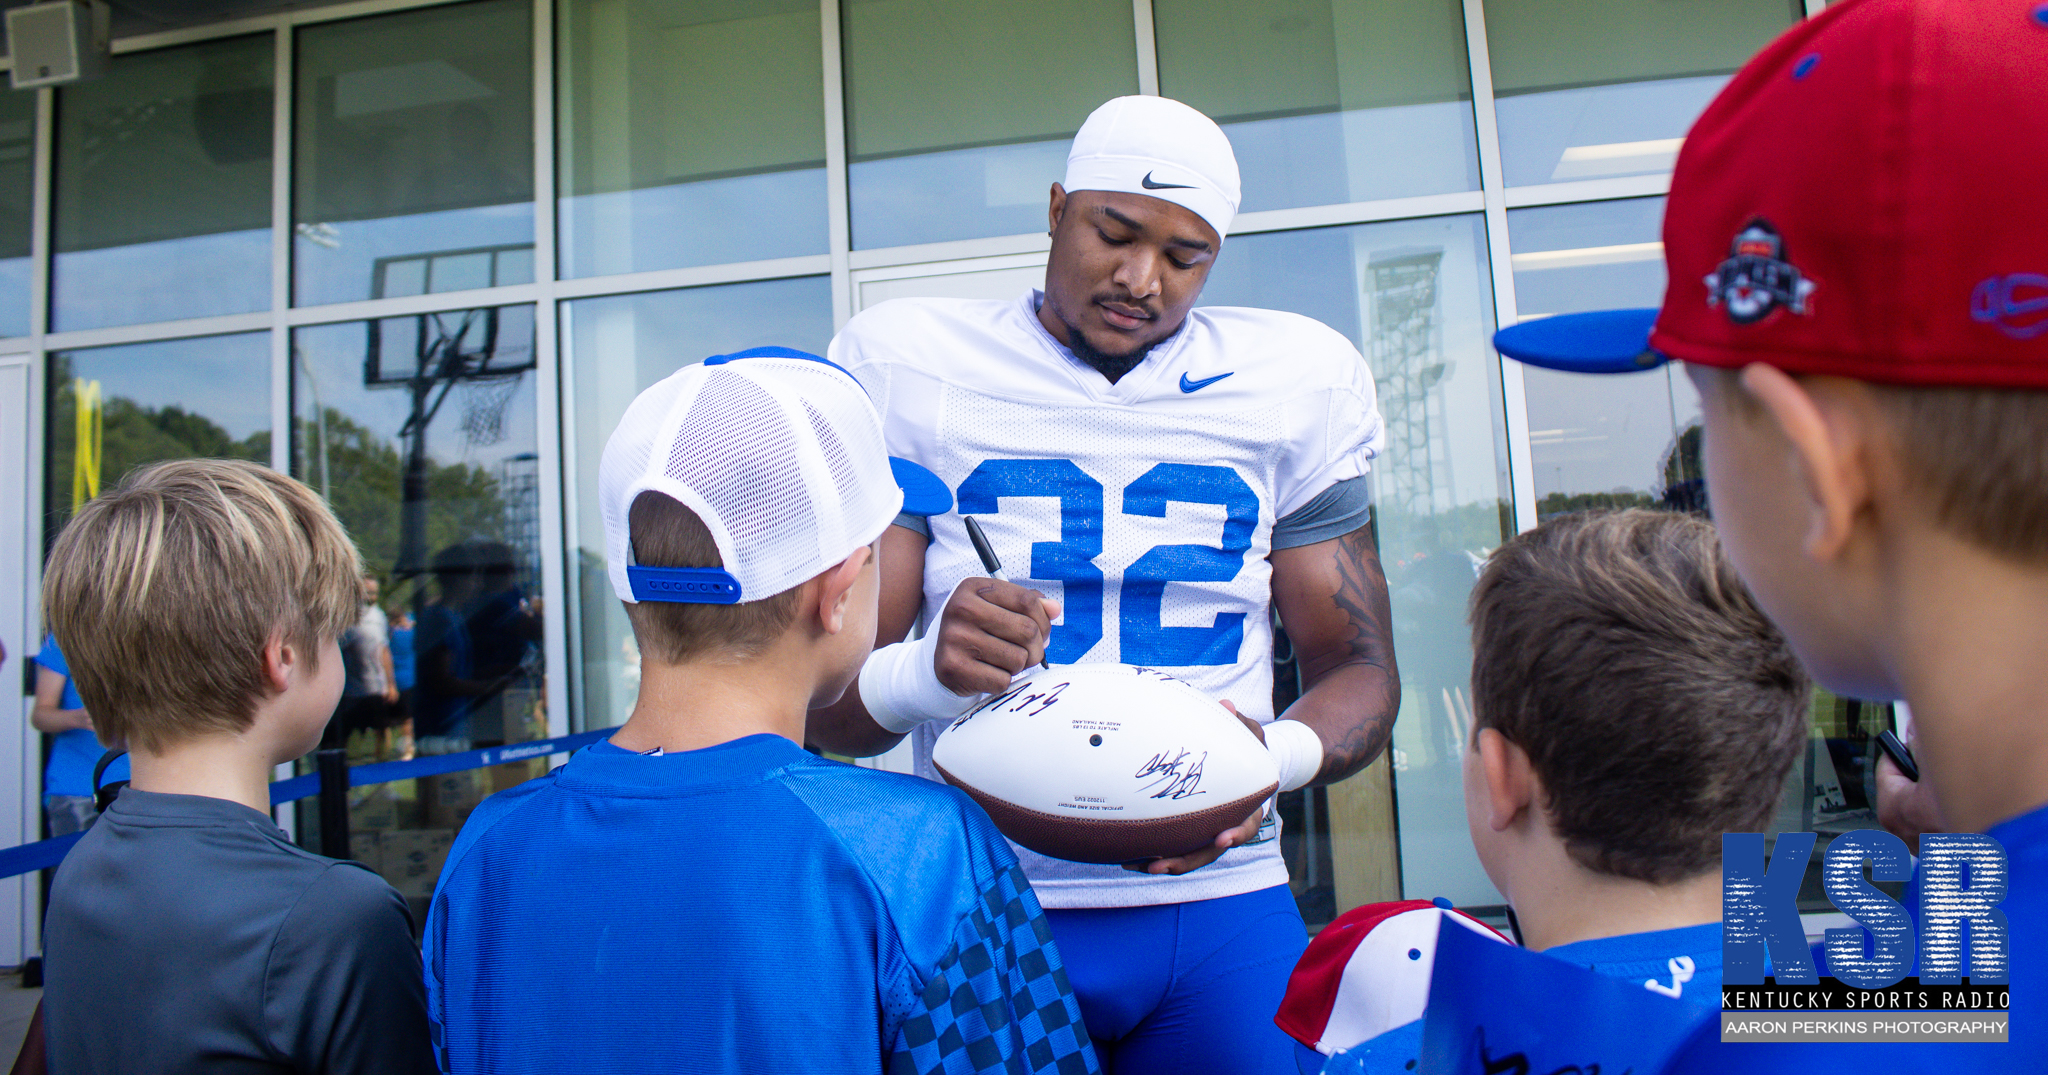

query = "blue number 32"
[{"left": 955, "top": 460, "right": 1258, "bottom": 666}]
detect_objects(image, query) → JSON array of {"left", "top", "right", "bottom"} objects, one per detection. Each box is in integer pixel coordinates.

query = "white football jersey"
[{"left": 831, "top": 289, "right": 1384, "bottom": 909}]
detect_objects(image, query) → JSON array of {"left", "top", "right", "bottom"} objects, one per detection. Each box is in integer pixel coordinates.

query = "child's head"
[
  {"left": 598, "top": 348, "right": 945, "bottom": 705},
  {"left": 1464, "top": 510, "right": 1808, "bottom": 892},
  {"left": 42, "top": 459, "right": 362, "bottom": 755}
]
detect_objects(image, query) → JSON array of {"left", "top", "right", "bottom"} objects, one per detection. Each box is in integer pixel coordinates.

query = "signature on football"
[
  {"left": 1134, "top": 748, "right": 1207, "bottom": 800},
  {"left": 965, "top": 680, "right": 1069, "bottom": 720}
]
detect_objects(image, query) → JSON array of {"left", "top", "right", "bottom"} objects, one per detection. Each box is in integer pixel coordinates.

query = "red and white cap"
[
  {"left": 1493, "top": 0, "right": 2048, "bottom": 386},
  {"left": 1275, "top": 899, "right": 1512, "bottom": 1056}
]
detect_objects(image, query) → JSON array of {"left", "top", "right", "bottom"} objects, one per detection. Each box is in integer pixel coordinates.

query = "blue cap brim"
[
  {"left": 1492, "top": 308, "right": 1669, "bottom": 374},
  {"left": 891, "top": 457, "right": 953, "bottom": 517}
]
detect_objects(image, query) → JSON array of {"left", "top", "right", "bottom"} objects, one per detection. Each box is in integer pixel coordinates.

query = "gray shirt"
[{"left": 44, "top": 788, "right": 434, "bottom": 1075}]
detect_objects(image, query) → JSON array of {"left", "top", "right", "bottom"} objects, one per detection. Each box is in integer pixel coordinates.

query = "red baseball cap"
[{"left": 1493, "top": 0, "right": 2048, "bottom": 386}]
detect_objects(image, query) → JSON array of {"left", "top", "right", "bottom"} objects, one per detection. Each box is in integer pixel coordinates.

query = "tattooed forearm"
[
  {"left": 1330, "top": 527, "right": 1395, "bottom": 667},
  {"left": 1274, "top": 526, "right": 1401, "bottom": 785}
]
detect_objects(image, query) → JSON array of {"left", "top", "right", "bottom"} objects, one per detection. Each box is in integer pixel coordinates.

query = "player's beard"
[{"left": 1061, "top": 315, "right": 1157, "bottom": 384}]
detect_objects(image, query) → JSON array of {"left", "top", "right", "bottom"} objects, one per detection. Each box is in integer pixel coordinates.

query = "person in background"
[
  {"left": 328, "top": 575, "right": 400, "bottom": 753},
  {"left": 31, "top": 636, "right": 129, "bottom": 835},
  {"left": 413, "top": 545, "right": 483, "bottom": 755},
  {"left": 388, "top": 605, "right": 416, "bottom": 761}
]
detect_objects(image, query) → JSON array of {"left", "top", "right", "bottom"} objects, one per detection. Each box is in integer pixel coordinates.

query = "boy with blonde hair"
[
  {"left": 40, "top": 459, "right": 433, "bottom": 1074},
  {"left": 425, "top": 348, "right": 1097, "bottom": 1075},
  {"left": 1494, "top": 0, "right": 2047, "bottom": 1066}
]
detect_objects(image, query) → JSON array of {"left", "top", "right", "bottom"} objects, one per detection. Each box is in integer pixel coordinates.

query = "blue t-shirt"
[
  {"left": 1324, "top": 923, "right": 1724, "bottom": 1075},
  {"left": 390, "top": 625, "right": 416, "bottom": 692},
  {"left": 425, "top": 734, "right": 1101, "bottom": 1075},
  {"left": 1659, "top": 802, "right": 2048, "bottom": 1072},
  {"left": 34, "top": 637, "right": 127, "bottom": 801}
]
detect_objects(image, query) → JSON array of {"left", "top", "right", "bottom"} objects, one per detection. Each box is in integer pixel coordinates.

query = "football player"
[{"left": 812, "top": 96, "right": 1400, "bottom": 1075}]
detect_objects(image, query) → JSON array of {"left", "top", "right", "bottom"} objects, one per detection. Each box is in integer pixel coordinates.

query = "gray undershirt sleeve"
[
  {"left": 890, "top": 511, "right": 932, "bottom": 541},
  {"left": 1272, "top": 474, "right": 1374, "bottom": 550}
]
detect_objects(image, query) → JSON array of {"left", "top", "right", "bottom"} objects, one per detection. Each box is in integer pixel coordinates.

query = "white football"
[{"left": 932, "top": 663, "right": 1280, "bottom": 864}]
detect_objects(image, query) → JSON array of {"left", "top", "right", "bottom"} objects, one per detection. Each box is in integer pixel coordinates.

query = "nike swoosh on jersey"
[
  {"left": 1179, "top": 371, "right": 1235, "bottom": 393},
  {"left": 1141, "top": 171, "right": 1197, "bottom": 190}
]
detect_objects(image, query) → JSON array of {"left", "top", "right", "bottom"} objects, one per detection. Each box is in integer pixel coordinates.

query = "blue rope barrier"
[
  {"left": 0, "top": 831, "right": 82, "bottom": 880},
  {"left": 0, "top": 728, "right": 616, "bottom": 879}
]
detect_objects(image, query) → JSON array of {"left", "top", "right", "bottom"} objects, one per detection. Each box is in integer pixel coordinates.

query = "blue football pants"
[{"left": 1043, "top": 883, "right": 1309, "bottom": 1075}]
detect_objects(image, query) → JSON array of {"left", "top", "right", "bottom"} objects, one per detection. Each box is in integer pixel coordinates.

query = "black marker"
[
  {"left": 1877, "top": 729, "right": 1920, "bottom": 783},
  {"left": 963, "top": 515, "right": 1051, "bottom": 669}
]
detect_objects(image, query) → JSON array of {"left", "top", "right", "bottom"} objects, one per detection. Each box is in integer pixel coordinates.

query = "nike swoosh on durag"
[
  {"left": 1141, "top": 171, "right": 1197, "bottom": 190},
  {"left": 1180, "top": 371, "right": 1234, "bottom": 393}
]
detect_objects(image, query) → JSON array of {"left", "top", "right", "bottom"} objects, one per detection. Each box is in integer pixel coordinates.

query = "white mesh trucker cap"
[
  {"left": 598, "top": 347, "right": 951, "bottom": 605},
  {"left": 1064, "top": 95, "right": 1241, "bottom": 238}
]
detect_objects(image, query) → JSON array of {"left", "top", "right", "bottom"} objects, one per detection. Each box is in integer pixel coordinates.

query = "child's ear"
[
  {"left": 262, "top": 633, "right": 295, "bottom": 694},
  {"left": 1476, "top": 728, "right": 1535, "bottom": 833},
  {"left": 816, "top": 544, "right": 874, "bottom": 635},
  {"left": 1739, "top": 364, "right": 1872, "bottom": 564}
]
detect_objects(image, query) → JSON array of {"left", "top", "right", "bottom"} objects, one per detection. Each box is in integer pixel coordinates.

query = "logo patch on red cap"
[
  {"left": 1705, "top": 219, "right": 1816, "bottom": 325},
  {"left": 1970, "top": 274, "right": 2048, "bottom": 339}
]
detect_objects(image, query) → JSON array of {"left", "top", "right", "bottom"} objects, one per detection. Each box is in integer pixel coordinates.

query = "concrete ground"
[{"left": 0, "top": 979, "right": 35, "bottom": 1063}]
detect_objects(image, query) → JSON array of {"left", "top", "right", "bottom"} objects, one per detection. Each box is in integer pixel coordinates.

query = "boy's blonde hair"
[{"left": 42, "top": 459, "right": 362, "bottom": 753}]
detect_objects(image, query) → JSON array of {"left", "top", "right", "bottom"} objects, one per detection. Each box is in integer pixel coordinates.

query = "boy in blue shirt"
[
  {"left": 1297, "top": 510, "right": 1808, "bottom": 1072},
  {"left": 1491, "top": 1, "right": 2048, "bottom": 1067},
  {"left": 425, "top": 349, "right": 1099, "bottom": 1075}
]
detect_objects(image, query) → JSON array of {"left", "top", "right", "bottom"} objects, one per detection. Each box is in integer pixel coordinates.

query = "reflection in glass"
[
  {"left": 843, "top": 0, "right": 1136, "bottom": 249},
  {"left": 563, "top": 276, "right": 833, "bottom": 730},
  {"left": 1507, "top": 198, "right": 1703, "bottom": 515},
  {"left": 558, "top": 0, "right": 826, "bottom": 277},
  {"left": 1485, "top": 0, "right": 1799, "bottom": 187},
  {"left": 294, "top": 0, "right": 533, "bottom": 306},
  {"left": 43, "top": 333, "right": 271, "bottom": 543},
  {"left": 1201, "top": 215, "right": 1507, "bottom": 908},
  {"left": 53, "top": 36, "right": 273, "bottom": 330},
  {"left": 294, "top": 305, "right": 543, "bottom": 837},
  {"left": 1154, "top": 0, "right": 1477, "bottom": 212},
  {"left": 0, "top": 90, "right": 32, "bottom": 337}
]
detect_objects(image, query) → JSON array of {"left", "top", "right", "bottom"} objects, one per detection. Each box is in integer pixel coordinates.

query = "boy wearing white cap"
[
  {"left": 424, "top": 348, "right": 1099, "bottom": 1075},
  {"left": 813, "top": 97, "right": 1400, "bottom": 1073}
]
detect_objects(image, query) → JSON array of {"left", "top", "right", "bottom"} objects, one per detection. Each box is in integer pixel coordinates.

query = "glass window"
[
  {"left": 0, "top": 89, "right": 32, "bottom": 338},
  {"left": 562, "top": 276, "right": 833, "bottom": 730},
  {"left": 1506, "top": 197, "right": 1703, "bottom": 515},
  {"left": 43, "top": 333, "right": 272, "bottom": 542},
  {"left": 558, "top": 0, "right": 827, "bottom": 278},
  {"left": 293, "top": 305, "right": 542, "bottom": 845},
  {"left": 53, "top": 36, "right": 273, "bottom": 331},
  {"left": 1200, "top": 215, "right": 1509, "bottom": 913},
  {"left": 1484, "top": 0, "right": 1799, "bottom": 188},
  {"left": 842, "top": 0, "right": 1137, "bottom": 250},
  {"left": 294, "top": 0, "right": 534, "bottom": 307},
  {"left": 1154, "top": 0, "right": 1477, "bottom": 213}
]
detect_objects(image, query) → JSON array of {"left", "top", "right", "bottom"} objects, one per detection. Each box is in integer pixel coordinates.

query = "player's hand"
[
  {"left": 1876, "top": 736, "right": 1949, "bottom": 855},
  {"left": 933, "top": 579, "right": 1061, "bottom": 695},
  {"left": 1125, "top": 701, "right": 1267, "bottom": 876}
]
